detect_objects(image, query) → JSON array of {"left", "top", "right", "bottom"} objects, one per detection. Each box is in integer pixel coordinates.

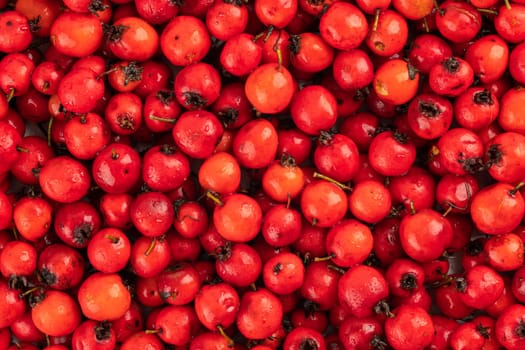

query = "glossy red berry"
[
  {"left": 153, "top": 305, "right": 199, "bottom": 346},
  {"left": 495, "top": 304, "right": 525, "bottom": 350},
  {"left": 326, "top": 219, "right": 373, "bottom": 267},
  {"left": 50, "top": 12, "right": 103, "bottom": 58},
  {"left": 194, "top": 282, "right": 240, "bottom": 331},
  {"left": 290, "top": 85, "right": 338, "bottom": 136},
  {"left": 385, "top": 305, "right": 434, "bottom": 350},
  {"left": 368, "top": 131, "right": 416, "bottom": 177},
  {"left": 262, "top": 252, "right": 305, "bottom": 295},
  {"left": 486, "top": 132, "right": 525, "bottom": 184},
  {"left": 484, "top": 233, "right": 524, "bottom": 271},
  {"left": 212, "top": 193, "right": 262, "bottom": 243},
  {"left": 87, "top": 228, "right": 131, "bottom": 273},
  {"left": 0, "top": 240, "right": 37, "bottom": 278},
  {"left": 198, "top": 151, "right": 241, "bottom": 195},
  {"left": 429, "top": 57, "right": 474, "bottom": 97},
  {"left": 71, "top": 320, "right": 117, "bottom": 350},
  {"left": 399, "top": 208, "right": 453, "bottom": 262},
  {"left": 245, "top": 63, "right": 295, "bottom": 115},
  {"left": 172, "top": 110, "right": 224, "bottom": 159},
  {"left": 283, "top": 327, "right": 326, "bottom": 350},
  {"left": 319, "top": 2, "right": 368, "bottom": 51},
  {"left": 495, "top": 4, "right": 525, "bottom": 44},
  {"left": 58, "top": 67, "right": 104, "bottom": 114},
  {"left": 215, "top": 243, "right": 262, "bottom": 288},
  {"left": 38, "top": 156, "right": 91, "bottom": 203},
  {"left": 366, "top": 9, "right": 408, "bottom": 57},
  {"left": 0, "top": 10, "right": 32, "bottom": 53},
  {"left": 130, "top": 191, "right": 175, "bottom": 238},
  {"left": 107, "top": 16, "right": 159, "bottom": 62},
  {"left": 338, "top": 265, "right": 389, "bottom": 318},
  {"left": 32, "top": 290, "right": 81, "bottom": 337},
  {"left": 77, "top": 272, "right": 131, "bottom": 321},
  {"left": 156, "top": 263, "right": 200, "bottom": 306},
  {"left": 0, "top": 279, "right": 26, "bottom": 329},
  {"left": 236, "top": 288, "right": 283, "bottom": 340},
  {"left": 455, "top": 265, "right": 504, "bottom": 310},
  {"left": 261, "top": 204, "right": 302, "bottom": 247},
  {"left": 289, "top": 32, "right": 334, "bottom": 73},
  {"left": 300, "top": 180, "right": 348, "bottom": 228},
  {"left": 470, "top": 182, "right": 525, "bottom": 235},
  {"left": 339, "top": 316, "right": 385, "bottom": 350},
  {"left": 142, "top": 144, "right": 190, "bottom": 192},
  {"left": 436, "top": 127, "right": 485, "bottom": 175},
  {"left": 161, "top": 15, "right": 211, "bottom": 66},
  {"left": 407, "top": 93, "right": 453, "bottom": 140},
  {"left": 13, "top": 195, "right": 53, "bottom": 242},
  {"left": 385, "top": 258, "right": 425, "bottom": 298},
  {"left": 408, "top": 34, "right": 452, "bottom": 75},
  {"left": 313, "top": 132, "right": 360, "bottom": 183},
  {"left": 38, "top": 243, "right": 85, "bottom": 290},
  {"left": 373, "top": 59, "right": 420, "bottom": 105},
  {"left": 435, "top": 0, "right": 482, "bottom": 43},
  {"left": 465, "top": 34, "right": 509, "bottom": 84}
]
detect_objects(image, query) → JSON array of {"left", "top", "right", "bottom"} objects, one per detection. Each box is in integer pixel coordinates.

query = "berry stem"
[
  {"left": 217, "top": 325, "right": 235, "bottom": 347},
  {"left": 433, "top": 0, "right": 443, "bottom": 15},
  {"left": 327, "top": 264, "right": 346, "bottom": 274},
  {"left": 441, "top": 205, "right": 453, "bottom": 217},
  {"left": 476, "top": 7, "right": 498, "bottom": 15},
  {"left": 47, "top": 117, "right": 54, "bottom": 147},
  {"left": 16, "top": 145, "right": 29, "bottom": 153},
  {"left": 409, "top": 201, "right": 417, "bottom": 215},
  {"left": 423, "top": 16, "right": 430, "bottom": 33},
  {"left": 19, "top": 286, "right": 40, "bottom": 298},
  {"left": 12, "top": 227, "right": 19, "bottom": 240},
  {"left": 313, "top": 253, "right": 336, "bottom": 262},
  {"left": 6, "top": 88, "right": 15, "bottom": 102},
  {"left": 206, "top": 191, "right": 224, "bottom": 206},
  {"left": 372, "top": 8, "right": 381, "bottom": 32},
  {"left": 509, "top": 182, "right": 525, "bottom": 196},
  {"left": 312, "top": 172, "right": 351, "bottom": 191},
  {"left": 148, "top": 114, "right": 177, "bottom": 123},
  {"left": 104, "top": 234, "right": 120, "bottom": 243},
  {"left": 144, "top": 238, "right": 156, "bottom": 256}
]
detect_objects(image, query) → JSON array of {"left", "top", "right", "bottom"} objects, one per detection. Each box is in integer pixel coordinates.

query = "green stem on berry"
[
  {"left": 144, "top": 238, "right": 156, "bottom": 256},
  {"left": 409, "top": 201, "right": 417, "bottom": 215},
  {"left": 104, "top": 235, "right": 120, "bottom": 244},
  {"left": 476, "top": 7, "right": 498, "bottom": 15},
  {"left": 433, "top": 0, "right": 443, "bottom": 15},
  {"left": 217, "top": 325, "right": 235, "bottom": 347},
  {"left": 423, "top": 16, "right": 430, "bottom": 33},
  {"left": 47, "top": 117, "right": 54, "bottom": 147},
  {"left": 16, "top": 145, "right": 29, "bottom": 153},
  {"left": 148, "top": 114, "right": 177, "bottom": 123},
  {"left": 19, "top": 286, "right": 40, "bottom": 298},
  {"left": 206, "top": 191, "right": 224, "bottom": 206},
  {"left": 6, "top": 88, "right": 15, "bottom": 102},
  {"left": 312, "top": 172, "right": 351, "bottom": 191},
  {"left": 372, "top": 8, "right": 381, "bottom": 32},
  {"left": 313, "top": 253, "right": 336, "bottom": 262}
]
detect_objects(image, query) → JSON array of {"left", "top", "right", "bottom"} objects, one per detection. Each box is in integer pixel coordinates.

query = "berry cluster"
[{"left": 1, "top": 0, "right": 525, "bottom": 349}]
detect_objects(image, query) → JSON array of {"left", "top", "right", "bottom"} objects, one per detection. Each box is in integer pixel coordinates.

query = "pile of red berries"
[{"left": 1, "top": 0, "right": 525, "bottom": 349}]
